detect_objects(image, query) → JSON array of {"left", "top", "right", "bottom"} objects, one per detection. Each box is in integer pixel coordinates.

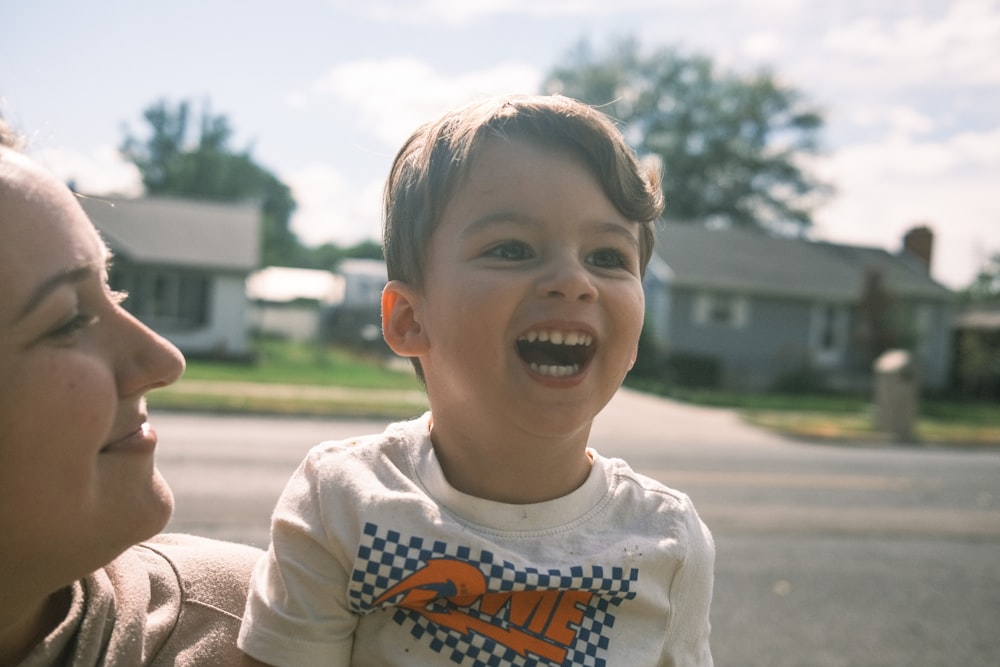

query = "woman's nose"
[
  {"left": 113, "top": 308, "right": 186, "bottom": 397},
  {"left": 536, "top": 256, "right": 598, "bottom": 302}
]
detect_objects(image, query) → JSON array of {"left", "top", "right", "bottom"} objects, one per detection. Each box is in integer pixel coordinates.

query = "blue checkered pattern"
[{"left": 348, "top": 522, "right": 638, "bottom": 667}]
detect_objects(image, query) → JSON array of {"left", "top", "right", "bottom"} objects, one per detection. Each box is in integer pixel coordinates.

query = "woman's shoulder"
[
  {"left": 136, "top": 534, "right": 263, "bottom": 600},
  {"left": 128, "top": 535, "right": 264, "bottom": 665}
]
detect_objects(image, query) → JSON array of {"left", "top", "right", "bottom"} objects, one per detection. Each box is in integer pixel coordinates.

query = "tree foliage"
[
  {"left": 961, "top": 251, "right": 1000, "bottom": 304},
  {"left": 544, "top": 39, "right": 830, "bottom": 234},
  {"left": 120, "top": 99, "right": 300, "bottom": 266},
  {"left": 853, "top": 268, "right": 900, "bottom": 369}
]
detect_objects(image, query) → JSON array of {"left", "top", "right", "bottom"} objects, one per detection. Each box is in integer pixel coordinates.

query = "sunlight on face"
[{"left": 0, "top": 148, "right": 184, "bottom": 591}]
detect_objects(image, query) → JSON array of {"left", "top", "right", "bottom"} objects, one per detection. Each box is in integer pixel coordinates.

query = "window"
[
  {"left": 819, "top": 305, "right": 837, "bottom": 351},
  {"left": 111, "top": 268, "right": 210, "bottom": 330},
  {"left": 693, "top": 292, "right": 749, "bottom": 328},
  {"left": 810, "top": 303, "right": 846, "bottom": 367}
]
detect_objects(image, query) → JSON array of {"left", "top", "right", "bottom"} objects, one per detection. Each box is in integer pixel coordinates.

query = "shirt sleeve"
[
  {"left": 237, "top": 449, "right": 358, "bottom": 667},
  {"left": 662, "top": 499, "right": 715, "bottom": 667}
]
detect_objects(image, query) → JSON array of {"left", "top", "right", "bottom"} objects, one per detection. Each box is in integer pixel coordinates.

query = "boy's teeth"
[
  {"left": 529, "top": 363, "right": 581, "bottom": 377},
  {"left": 519, "top": 330, "right": 592, "bottom": 346}
]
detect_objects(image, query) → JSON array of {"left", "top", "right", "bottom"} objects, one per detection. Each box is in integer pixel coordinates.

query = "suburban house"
[
  {"left": 247, "top": 266, "right": 345, "bottom": 342},
  {"left": 322, "top": 259, "right": 388, "bottom": 348},
  {"left": 247, "top": 259, "right": 388, "bottom": 347},
  {"left": 642, "top": 223, "right": 957, "bottom": 392},
  {"left": 80, "top": 194, "right": 260, "bottom": 359},
  {"left": 951, "top": 300, "right": 1000, "bottom": 398}
]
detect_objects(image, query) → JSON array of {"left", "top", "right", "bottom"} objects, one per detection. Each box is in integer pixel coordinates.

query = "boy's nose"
[
  {"left": 536, "top": 258, "right": 598, "bottom": 302},
  {"left": 113, "top": 308, "right": 186, "bottom": 398}
]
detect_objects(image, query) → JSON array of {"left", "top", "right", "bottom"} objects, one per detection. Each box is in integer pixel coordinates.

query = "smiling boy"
[{"left": 238, "top": 95, "right": 715, "bottom": 666}]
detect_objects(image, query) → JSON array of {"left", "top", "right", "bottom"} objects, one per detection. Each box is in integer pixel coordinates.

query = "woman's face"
[{"left": 0, "top": 149, "right": 185, "bottom": 592}]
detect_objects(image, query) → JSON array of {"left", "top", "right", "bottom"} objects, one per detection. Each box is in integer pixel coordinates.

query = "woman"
[{"left": 0, "top": 119, "right": 262, "bottom": 665}]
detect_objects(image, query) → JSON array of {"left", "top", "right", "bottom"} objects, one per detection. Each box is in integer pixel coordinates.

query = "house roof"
[
  {"left": 79, "top": 194, "right": 260, "bottom": 272},
  {"left": 653, "top": 222, "right": 954, "bottom": 302}
]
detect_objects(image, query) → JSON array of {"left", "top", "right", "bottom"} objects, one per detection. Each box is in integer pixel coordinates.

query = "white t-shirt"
[{"left": 239, "top": 414, "right": 714, "bottom": 666}]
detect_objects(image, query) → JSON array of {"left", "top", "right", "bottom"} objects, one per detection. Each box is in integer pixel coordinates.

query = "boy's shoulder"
[
  {"left": 597, "top": 452, "right": 705, "bottom": 519},
  {"left": 296, "top": 413, "right": 432, "bottom": 491},
  {"left": 310, "top": 413, "right": 431, "bottom": 459}
]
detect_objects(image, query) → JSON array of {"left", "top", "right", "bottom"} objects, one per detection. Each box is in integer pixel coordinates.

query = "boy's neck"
[{"left": 427, "top": 414, "right": 594, "bottom": 504}]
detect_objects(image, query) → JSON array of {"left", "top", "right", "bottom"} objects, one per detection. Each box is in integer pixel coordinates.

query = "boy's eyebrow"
[
  {"left": 591, "top": 220, "right": 642, "bottom": 253},
  {"left": 13, "top": 265, "right": 96, "bottom": 324},
  {"left": 461, "top": 211, "right": 536, "bottom": 236},
  {"left": 463, "top": 212, "right": 641, "bottom": 250}
]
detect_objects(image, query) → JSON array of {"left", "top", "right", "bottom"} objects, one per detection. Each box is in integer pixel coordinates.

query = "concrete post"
[{"left": 873, "top": 349, "right": 919, "bottom": 442}]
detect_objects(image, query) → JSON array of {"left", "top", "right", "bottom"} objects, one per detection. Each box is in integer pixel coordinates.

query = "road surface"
[{"left": 154, "top": 389, "right": 1000, "bottom": 666}]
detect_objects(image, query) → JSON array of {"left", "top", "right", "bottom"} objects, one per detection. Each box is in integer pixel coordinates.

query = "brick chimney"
[{"left": 902, "top": 225, "right": 933, "bottom": 273}]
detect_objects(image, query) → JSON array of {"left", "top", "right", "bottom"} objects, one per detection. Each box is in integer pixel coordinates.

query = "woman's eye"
[
  {"left": 47, "top": 312, "right": 98, "bottom": 341},
  {"left": 486, "top": 241, "right": 533, "bottom": 261},
  {"left": 588, "top": 248, "right": 630, "bottom": 270}
]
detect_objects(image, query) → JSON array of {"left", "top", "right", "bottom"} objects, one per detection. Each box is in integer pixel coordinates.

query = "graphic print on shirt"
[{"left": 349, "top": 522, "right": 638, "bottom": 667}]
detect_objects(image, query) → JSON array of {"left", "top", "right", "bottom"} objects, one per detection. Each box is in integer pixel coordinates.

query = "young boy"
[{"left": 238, "top": 94, "right": 714, "bottom": 666}]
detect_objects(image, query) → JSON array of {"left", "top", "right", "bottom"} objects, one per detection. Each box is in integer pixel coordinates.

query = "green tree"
[
  {"left": 961, "top": 251, "right": 1000, "bottom": 304},
  {"left": 544, "top": 38, "right": 829, "bottom": 234},
  {"left": 120, "top": 99, "right": 300, "bottom": 266},
  {"left": 853, "top": 268, "right": 899, "bottom": 370}
]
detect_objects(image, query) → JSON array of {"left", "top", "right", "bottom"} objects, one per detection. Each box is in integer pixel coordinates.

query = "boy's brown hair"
[{"left": 382, "top": 94, "right": 664, "bottom": 288}]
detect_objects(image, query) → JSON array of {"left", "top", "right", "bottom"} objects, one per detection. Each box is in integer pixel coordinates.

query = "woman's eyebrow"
[{"left": 13, "top": 266, "right": 95, "bottom": 323}]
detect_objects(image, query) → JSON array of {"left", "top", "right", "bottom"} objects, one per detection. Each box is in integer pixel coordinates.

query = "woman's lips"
[{"left": 101, "top": 422, "right": 157, "bottom": 454}]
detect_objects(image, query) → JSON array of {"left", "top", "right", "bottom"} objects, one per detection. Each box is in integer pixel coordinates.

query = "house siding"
[
  {"left": 648, "top": 223, "right": 957, "bottom": 393},
  {"left": 668, "top": 288, "right": 819, "bottom": 390},
  {"left": 157, "top": 273, "right": 250, "bottom": 358},
  {"left": 899, "top": 299, "right": 955, "bottom": 390},
  {"left": 660, "top": 288, "right": 954, "bottom": 391}
]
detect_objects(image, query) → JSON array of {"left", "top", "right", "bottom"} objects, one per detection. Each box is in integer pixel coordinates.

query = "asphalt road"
[{"left": 154, "top": 388, "right": 1000, "bottom": 666}]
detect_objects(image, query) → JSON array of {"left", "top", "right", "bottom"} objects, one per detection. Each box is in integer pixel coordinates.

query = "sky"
[{"left": 3, "top": 0, "right": 998, "bottom": 290}]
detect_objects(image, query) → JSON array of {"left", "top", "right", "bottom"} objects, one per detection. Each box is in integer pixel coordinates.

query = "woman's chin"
[{"left": 146, "top": 469, "right": 176, "bottom": 535}]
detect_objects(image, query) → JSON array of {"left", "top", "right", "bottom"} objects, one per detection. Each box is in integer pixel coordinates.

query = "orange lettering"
[
  {"left": 545, "top": 590, "right": 591, "bottom": 645},
  {"left": 372, "top": 558, "right": 595, "bottom": 664}
]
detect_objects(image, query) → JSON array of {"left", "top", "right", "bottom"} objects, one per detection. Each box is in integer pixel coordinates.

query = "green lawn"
[
  {"left": 149, "top": 340, "right": 426, "bottom": 419},
  {"left": 178, "top": 339, "right": 422, "bottom": 389},
  {"left": 151, "top": 341, "right": 999, "bottom": 446}
]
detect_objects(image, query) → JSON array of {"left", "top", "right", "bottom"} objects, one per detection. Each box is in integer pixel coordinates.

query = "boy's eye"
[
  {"left": 588, "top": 248, "right": 630, "bottom": 270},
  {"left": 486, "top": 240, "right": 534, "bottom": 261}
]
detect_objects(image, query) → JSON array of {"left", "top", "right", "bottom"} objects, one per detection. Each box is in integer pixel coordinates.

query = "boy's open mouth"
[{"left": 516, "top": 329, "right": 595, "bottom": 377}]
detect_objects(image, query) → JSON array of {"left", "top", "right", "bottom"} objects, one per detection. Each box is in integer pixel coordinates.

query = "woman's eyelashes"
[
  {"left": 47, "top": 311, "right": 98, "bottom": 342},
  {"left": 44, "top": 287, "right": 125, "bottom": 344}
]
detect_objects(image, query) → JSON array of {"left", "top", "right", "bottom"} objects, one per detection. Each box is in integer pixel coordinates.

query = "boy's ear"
[{"left": 381, "top": 280, "right": 429, "bottom": 357}]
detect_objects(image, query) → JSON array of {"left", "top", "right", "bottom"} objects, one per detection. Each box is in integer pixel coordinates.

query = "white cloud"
[
  {"left": 308, "top": 57, "right": 543, "bottom": 147},
  {"left": 340, "top": 0, "right": 676, "bottom": 25},
  {"left": 821, "top": 0, "right": 1000, "bottom": 88},
  {"left": 30, "top": 145, "right": 143, "bottom": 197},
  {"left": 285, "top": 163, "right": 383, "bottom": 247},
  {"left": 741, "top": 31, "right": 785, "bottom": 60},
  {"left": 813, "top": 124, "right": 1000, "bottom": 289}
]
